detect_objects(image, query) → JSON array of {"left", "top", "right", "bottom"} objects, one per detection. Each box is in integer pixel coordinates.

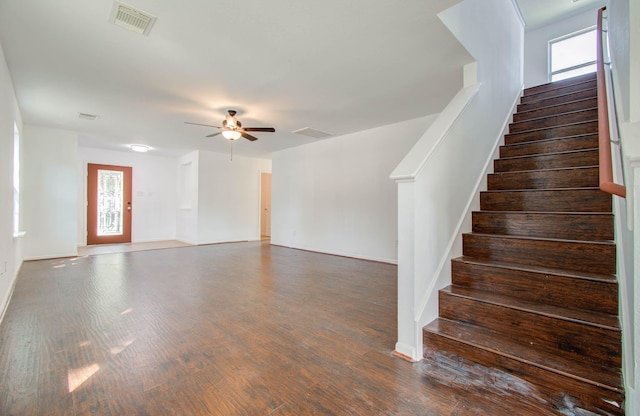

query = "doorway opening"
[
  {"left": 260, "top": 172, "right": 272, "bottom": 240},
  {"left": 87, "top": 163, "right": 132, "bottom": 245}
]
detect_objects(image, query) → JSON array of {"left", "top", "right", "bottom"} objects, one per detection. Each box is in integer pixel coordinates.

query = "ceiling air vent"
[
  {"left": 110, "top": 2, "right": 157, "bottom": 36},
  {"left": 78, "top": 112, "right": 99, "bottom": 120},
  {"left": 292, "top": 127, "right": 333, "bottom": 139}
]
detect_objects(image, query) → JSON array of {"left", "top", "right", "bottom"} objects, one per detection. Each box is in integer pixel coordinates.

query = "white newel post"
[{"left": 395, "top": 179, "right": 421, "bottom": 361}]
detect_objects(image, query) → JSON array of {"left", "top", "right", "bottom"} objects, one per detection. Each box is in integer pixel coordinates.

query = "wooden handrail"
[{"left": 597, "top": 6, "right": 626, "bottom": 198}]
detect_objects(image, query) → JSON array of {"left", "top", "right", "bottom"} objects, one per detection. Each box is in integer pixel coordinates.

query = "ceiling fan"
[{"left": 185, "top": 110, "right": 275, "bottom": 141}]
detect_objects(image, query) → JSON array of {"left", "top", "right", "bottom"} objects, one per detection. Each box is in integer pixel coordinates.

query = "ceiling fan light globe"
[{"left": 222, "top": 130, "right": 242, "bottom": 140}]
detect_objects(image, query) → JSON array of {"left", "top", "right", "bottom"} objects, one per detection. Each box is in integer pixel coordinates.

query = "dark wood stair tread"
[
  {"left": 517, "top": 88, "right": 597, "bottom": 112},
  {"left": 508, "top": 119, "right": 598, "bottom": 136},
  {"left": 442, "top": 284, "right": 620, "bottom": 330},
  {"left": 454, "top": 256, "right": 616, "bottom": 282},
  {"left": 471, "top": 210, "right": 614, "bottom": 241},
  {"left": 514, "top": 97, "right": 598, "bottom": 122},
  {"left": 464, "top": 232, "right": 617, "bottom": 250},
  {"left": 424, "top": 318, "right": 623, "bottom": 392},
  {"left": 462, "top": 232, "right": 616, "bottom": 275},
  {"left": 505, "top": 121, "right": 598, "bottom": 145},
  {"left": 520, "top": 80, "right": 598, "bottom": 104},
  {"left": 509, "top": 108, "right": 598, "bottom": 133},
  {"left": 522, "top": 73, "right": 596, "bottom": 96},
  {"left": 497, "top": 148, "right": 598, "bottom": 164},
  {"left": 488, "top": 165, "right": 599, "bottom": 190},
  {"left": 496, "top": 133, "right": 598, "bottom": 154}
]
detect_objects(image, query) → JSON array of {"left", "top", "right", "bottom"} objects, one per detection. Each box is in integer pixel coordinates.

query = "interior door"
[
  {"left": 260, "top": 173, "right": 272, "bottom": 238},
  {"left": 87, "top": 163, "right": 132, "bottom": 245}
]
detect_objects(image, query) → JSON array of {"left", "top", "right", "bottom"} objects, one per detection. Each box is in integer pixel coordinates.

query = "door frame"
[{"left": 86, "top": 163, "right": 132, "bottom": 245}]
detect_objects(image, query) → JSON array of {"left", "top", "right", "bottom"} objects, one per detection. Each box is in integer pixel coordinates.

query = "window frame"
[{"left": 548, "top": 26, "right": 597, "bottom": 82}]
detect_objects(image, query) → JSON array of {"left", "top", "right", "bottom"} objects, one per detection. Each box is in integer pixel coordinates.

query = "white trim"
[
  {"left": 390, "top": 83, "right": 481, "bottom": 182},
  {"left": 394, "top": 342, "right": 418, "bottom": 362},
  {"left": 271, "top": 243, "right": 397, "bottom": 265},
  {"left": 510, "top": 0, "right": 527, "bottom": 28},
  {"left": 0, "top": 273, "right": 19, "bottom": 326},
  {"left": 23, "top": 252, "right": 79, "bottom": 261}
]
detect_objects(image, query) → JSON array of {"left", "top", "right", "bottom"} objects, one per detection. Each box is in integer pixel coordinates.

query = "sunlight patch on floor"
[
  {"left": 67, "top": 363, "right": 100, "bottom": 393},
  {"left": 110, "top": 338, "right": 136, "bottom": 355}
]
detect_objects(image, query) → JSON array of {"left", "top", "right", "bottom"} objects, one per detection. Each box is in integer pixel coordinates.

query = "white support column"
[{"left": 395, "top": 180, "right": 421, "bottom": 361}]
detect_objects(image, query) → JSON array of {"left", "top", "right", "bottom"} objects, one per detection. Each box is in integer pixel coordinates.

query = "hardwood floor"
[{"left": 1, "top": 242, "right": 570, "bottom": 415}]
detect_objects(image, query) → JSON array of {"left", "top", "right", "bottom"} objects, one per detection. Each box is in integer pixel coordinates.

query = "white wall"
[
  {"left": 523, "top": 6, "right": 604, "bottom": 88},
  {"left": 197, "top": 151, "right": 271, "bottom": 244},
  {"left": 0, "top": 40, "right": 23, "bottom": 320},
  {"left": 22, "top": 125, "right": 78, "bottom": 260},
  {"left": 272, "top": 115, "right": 436, "bottom": 263},
  {"left": 392, "top": 0, "right": 524, "bottom": 360},
  {"left": 608, "top": 1, "right": 640, "bottom": 414},
  {"left": 77, "top": 147, "right": 178, "bottom": 245}
]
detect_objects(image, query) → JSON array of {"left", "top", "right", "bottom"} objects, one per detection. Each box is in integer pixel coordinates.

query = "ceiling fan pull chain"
[{"left": 230, "top": 141, "right": 233, "bottom": 161}]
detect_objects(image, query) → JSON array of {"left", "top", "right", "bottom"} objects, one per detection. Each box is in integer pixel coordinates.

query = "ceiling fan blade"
[
  {"left": 206, "top": 132, "right": 222, "bottom": 138},
  {"left": 243, "top": 127, "right": 275, "bottom": 132},
  {"left": 241, "top": 132, "right": 259, "bottom": 141},
  {"left": 185, "top": 121, "right": 221, "bottom": 128}
]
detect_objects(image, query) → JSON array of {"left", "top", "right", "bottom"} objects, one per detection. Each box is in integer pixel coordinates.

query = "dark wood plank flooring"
[{"left": 1, "top": 242, "right": 570, "bottom": 415}]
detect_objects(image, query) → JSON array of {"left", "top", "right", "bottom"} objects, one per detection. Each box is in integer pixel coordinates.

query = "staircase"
[{"left": 422, "top": 72, "right": 624, "bottom": 415}]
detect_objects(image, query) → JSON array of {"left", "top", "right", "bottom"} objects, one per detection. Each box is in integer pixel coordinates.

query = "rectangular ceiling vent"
[
  {"left": 292, "top": 127, "right": 333, "bottom": 139},
  {"left": 78, "top": 112, "right": 99, "bottom": 120},
  {"left": 110, "top": 2, "right": 156, "bottom": 36}
]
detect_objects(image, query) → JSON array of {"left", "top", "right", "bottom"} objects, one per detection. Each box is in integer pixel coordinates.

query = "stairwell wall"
[
  {"left": 392, "top": 0, "right": 524, "bottom": 360},
  {"left": 523, "top": 6, "right": 605, "bottom": 89},
  {"left": 0, "top": 40, "right": 23, "bottom": 323},
  {"left": 608, "top": 0, "right": 640, "bottom": 413}
]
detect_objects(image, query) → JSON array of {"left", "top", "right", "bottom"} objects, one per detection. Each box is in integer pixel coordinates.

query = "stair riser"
[
  {"left": 505, "top": 121, "right": 598, "bottom": 145},
  {"left": 438, "top": 292, "right": 621, "bottom": 368},
  {"left": 422, "top": 334, "right": 623, "bottom": 415},
  {"left": 471, "top": 212, "right": 614, "bottom": 241},
  {"left": 500, "top": 134, "right": 598, "bottom": 158},
  {"left": 513, "top": 98, "right": 598, "bottom": 122},
  {"left": 480, "top": 189, "right": 611, "bottom": 213},
  {"left": 521, "top": 80, "right": 597, "bottom": 103},
  {"left": 495, "top": 149, "right": 598, "bottom": 172},
  {"left": 451, "top": 259, "right": 618, "bottom": 314},
  {"left": 462, "top": 234, "right": 616, "bottom": 275},
  {"left": 487, "top": 167, "right": 598, "bottom": 190},
  {"left": 518, "top": 89, "right": 596, "bottom": 112},
  {"left": 509, "top": 108, "right": 598, "bottom": 133},
  {"left": 523, "top": 73, "right": 596, "bottom": 96}
]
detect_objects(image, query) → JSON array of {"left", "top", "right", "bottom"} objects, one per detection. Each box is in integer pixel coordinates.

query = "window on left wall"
[{"left": 13, "top": 122, "right": 20, "bottom": 235}]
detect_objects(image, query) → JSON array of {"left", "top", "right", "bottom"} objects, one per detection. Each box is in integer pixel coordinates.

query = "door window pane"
[{"left": 97, "top": 169, "right": 124, "bottom": 236}]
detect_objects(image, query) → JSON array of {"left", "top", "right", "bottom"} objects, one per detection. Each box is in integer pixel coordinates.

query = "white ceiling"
[
  {"left": 515, "top": 0, "right": 606, "bottom": 29},
  {"left": 0, "top": 0, "right": 603, "bottom": 158}
]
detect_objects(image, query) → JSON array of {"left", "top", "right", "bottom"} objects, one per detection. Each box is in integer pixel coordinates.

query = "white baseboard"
[
  {"left": 23, "top": 252, "right": 79, "bottom": 261},
  {"left": 270, "top": 241, "right": 397, "bottom": 265},
  {"left": 394, "top": 342, "right": 419, "bottom": 362},
  {"left": 0, "top": 270, "right": 20, "bottom": 326}
]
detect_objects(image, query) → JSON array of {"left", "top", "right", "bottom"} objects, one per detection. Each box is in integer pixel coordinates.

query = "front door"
[{"left": 87, "top": 163, "right": 132, "bottom": 245}]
